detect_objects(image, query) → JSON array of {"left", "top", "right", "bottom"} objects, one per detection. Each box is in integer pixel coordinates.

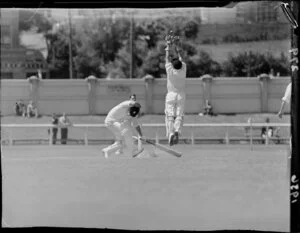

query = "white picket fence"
[{"left": 1, "top": 123, "right": 290, "bottom": 147}]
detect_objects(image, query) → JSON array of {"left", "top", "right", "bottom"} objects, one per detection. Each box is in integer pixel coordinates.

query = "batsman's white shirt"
[
  {"left": 105, "top": 100, "right": 138, "bottom": 127},
  {"left": 103, "top": 100, "right": 140, "bottom": 156},
  {"left": 282, "top": 82, "right": 291, "bottom": 104}
]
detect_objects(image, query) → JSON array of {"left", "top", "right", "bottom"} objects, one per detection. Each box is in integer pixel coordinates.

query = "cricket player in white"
[
  {"left": 102, "top": 100, "right": 144, "bottom": 158},
  {"left": 164, "top": 32, "right": 187, "bottom": 146},
  {"left": 278, "top": 82, "right": 291, "bottom": 118},
  {"left": 278, "top": 82, "right": 292, "bottom": 151}
]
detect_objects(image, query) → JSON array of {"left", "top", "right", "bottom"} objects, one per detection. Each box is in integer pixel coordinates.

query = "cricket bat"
[{"left": 133, "top": 136, "right": 182, "bottom": 158}]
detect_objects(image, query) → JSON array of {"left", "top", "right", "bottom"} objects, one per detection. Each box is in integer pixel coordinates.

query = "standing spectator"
[
  {"left": 59, "top": 112, "right": 72, "bottom": 145},
  {"left": 27, "top": 100, "right": 38, "bottom": 118},
  {"left": 37, "top": 69, "right": 42, "bottom": 79},
  {"left": 14, "top": 99, "right": 26, "bottom": 117},
  {"left": 14, "top": 102, "right": 21, "bottom": 116},
  {"left": 48, "top": 113, "right": 59, "bottom": 144}
]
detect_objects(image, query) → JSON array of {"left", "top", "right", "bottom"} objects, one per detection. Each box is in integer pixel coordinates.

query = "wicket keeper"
[{"left": 164, "top": 31, "right": 187, "bottom": 146}]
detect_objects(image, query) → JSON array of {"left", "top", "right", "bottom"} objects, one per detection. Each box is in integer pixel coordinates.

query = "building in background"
[
  {"left": 200, "top": 1, "right": 288, "bottom": 24},
  {"left": 0, "top": 9, "right": 49, "bottom": 79}
]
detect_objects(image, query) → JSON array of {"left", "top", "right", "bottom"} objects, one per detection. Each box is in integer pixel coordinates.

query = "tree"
[
  {"left": 19, "top": 10, "right": 52, "bottom": 32},
  {"left": 184, "top": 20, "right": 199, "bottom": 39},
  {"left": 222, "top": 51, "right": 290, "bottom": 77},
  {"left": 46, "top": 28, "right": 71, "bottom": 79},
  {"left": 186, "top": 50, "right": 222, "bottom": 77}
]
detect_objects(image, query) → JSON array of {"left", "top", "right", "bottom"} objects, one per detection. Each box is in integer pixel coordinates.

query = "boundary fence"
[{"left": 1, "top": 123, "right": 290, "bottom": 148}]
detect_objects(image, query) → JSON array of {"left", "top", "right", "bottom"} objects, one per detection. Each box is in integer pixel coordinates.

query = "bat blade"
[{"left": 134, "top": 136, "right": 182, "bottom": 157}]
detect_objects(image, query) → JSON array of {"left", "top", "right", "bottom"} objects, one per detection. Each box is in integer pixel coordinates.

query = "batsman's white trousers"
[
  {"left": 103, "top": 120, "right": 137, "bottom": 156},
  {"left": 165, "top": 91, "right": 186, "bottom": 137}
]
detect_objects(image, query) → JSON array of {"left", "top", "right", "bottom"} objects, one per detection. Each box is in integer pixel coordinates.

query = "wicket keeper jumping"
[{"left": 164, "top": 31, "right": 187, "bottom": 146}]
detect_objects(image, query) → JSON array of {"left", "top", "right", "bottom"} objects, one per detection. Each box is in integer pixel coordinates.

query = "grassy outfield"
[
  {"left": 2, "top": 145, "right": 289, "bottom": 231},
  {"left": 1, "top": 113, "right": 291, "bottom": 141}
]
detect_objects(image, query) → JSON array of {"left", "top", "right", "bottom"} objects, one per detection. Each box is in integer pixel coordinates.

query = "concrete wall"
[{"left": 0, "top": 75, "right": 291, "bottom": 116}]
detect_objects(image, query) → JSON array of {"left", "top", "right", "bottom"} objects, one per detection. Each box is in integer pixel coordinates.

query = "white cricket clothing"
[
  {"left": 164, "top": 59, "right": 187, "bottom": 137},
  {"left": 104, "top": 100, "right": 140, "bottom": 157},
  {"left": 165, "top": 92, "right": 186, "bottom": 117},
  {"left": 165, "top": 61, "right": 187, "bottom": 93},
  {"left": 282, "top": 82, "right": 291, "bottom": 104},
  {"left": 105, "top": 100, "right": 138, "bottom": 127}
]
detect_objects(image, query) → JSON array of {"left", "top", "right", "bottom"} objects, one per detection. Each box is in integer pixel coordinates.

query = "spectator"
[
  {"left": 130, "top": 94, "right": 136, "bottom": 101},
  {"left": 27, "top": 100, "right": 38, "bottom": 118},
  {"left": 14, "top": 102, "right": 21, "bottom": 116},
  {"left": 14, "top": 99, "right": 26, "bottom": 117},
  {"left": 204, "top": 100, "right": 213, "bottom": 116},
  {"left": 269, "top": 68, "right": 275, "bottom": 78},
  {"left": 37, "top": 69, "right": 42, "bottom": 79},
  {"left": 261, "top": 117, "right": 274, "bottom": 143},
  {"left": 59, "top": 112, "right": 72, "bottom": 145},
  {"left": 48, "top": 113, "right": 59, "bottom": 144}
]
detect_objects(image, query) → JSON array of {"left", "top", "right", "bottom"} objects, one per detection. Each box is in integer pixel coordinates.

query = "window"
[{"left": 1, "top": 72, "right": 13, "bottom": 79}]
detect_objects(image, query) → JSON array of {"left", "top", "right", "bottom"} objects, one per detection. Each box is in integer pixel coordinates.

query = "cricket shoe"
[
  {"left": 102, "top": 149, "right": 109, "bottom": 158},
  {"left": 115, "top": 150, "right": 123, "bottom": 156},
  {"left": 132, "top": 148, "right": 145, "bottom": 158},
  {"left": 169, "top": 133, "right": 175, "bottom": 146}
]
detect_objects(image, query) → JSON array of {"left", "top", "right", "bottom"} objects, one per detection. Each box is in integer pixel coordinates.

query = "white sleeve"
[
  {"left": 165, "top": 62, "right": 173, "bottom": 75},
  {"left": 282, "top": 83, "right": 291, "bottom": 104},
  {"left": 121, "top": 100, "right": 135, "bottom": 107},
  {"left": 182, "top": 62, "right": 187, "bottom": 73}
]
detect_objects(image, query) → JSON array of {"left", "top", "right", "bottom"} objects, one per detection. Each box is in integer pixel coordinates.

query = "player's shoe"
[
  {"left": 169, "top": 133, "right": 175, "bottom": 146},
  {"left": 102, "top": 149, "right": 109, "bottom": 158},
  {"left": 132, "top": 148, "right": 144, "bottom": 158},
  {"left": 115, "top": 149, "right": 123, "bottom": 156},
  {"left": 173, "top": 131, "right": 179, "bottom": 145}
]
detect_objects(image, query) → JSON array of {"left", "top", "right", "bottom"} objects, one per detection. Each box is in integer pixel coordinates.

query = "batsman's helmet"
[{"left": 129, "top": 102, "right": 141, "bottom": 117}]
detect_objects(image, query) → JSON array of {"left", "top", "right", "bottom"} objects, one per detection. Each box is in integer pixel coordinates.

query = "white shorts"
[{"left": 165, "top": 92, "right": 186, "bottom": 117}]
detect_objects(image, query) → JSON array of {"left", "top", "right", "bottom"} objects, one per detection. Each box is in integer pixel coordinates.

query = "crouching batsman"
[
  {"left": 164, "top": 31, "right": 187, "bottom": 146},
  {"left": 102, "top": 100, "right": 144, "bottom": 158}
]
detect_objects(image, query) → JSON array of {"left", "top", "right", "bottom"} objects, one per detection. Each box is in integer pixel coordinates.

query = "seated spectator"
[
  {"left": 27, "top": 101, "right": 38, "bottom": 118},
  {"left": 130, "top": 94, "right": 136, "bottom": 101},
  {"left": 14, "top": 99, "right": 26, "bottom": 117},
  {"left": 48, "top": 113, "right": 59, "bottom": 144},
  {"left": 59, "top": 112, "right": 72, "bottom": 145},
  {"left": 37, "top": 69, "right": 42, "bottom": 79},
  {"left": 204, "top": 100, "right": 213, "bottom": 116},
  {"left": 261, "top": 117, "right": 274, "bottom": 143}
]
